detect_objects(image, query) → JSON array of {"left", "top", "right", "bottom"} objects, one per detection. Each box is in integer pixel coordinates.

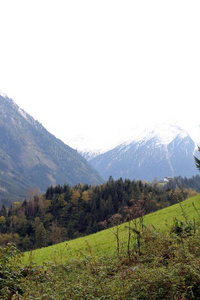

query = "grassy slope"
[{"left": 23, "top": 194, "right": 200, "bottom": 265}]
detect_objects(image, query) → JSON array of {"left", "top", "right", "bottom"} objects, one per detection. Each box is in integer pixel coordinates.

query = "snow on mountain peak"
[
  {"left": 0, "top": 90, "right": 7, "bottom": 98},
  {"left": 137, "top": 123, "right": 188, "bottom": 145},
  {"left": 67, "top": 122, "right": 192, "bottom": 159},
  {"left": 117, "top": 122, "right": 189, "bottom": 148},
  {"left": 66, "top": 135, "right": 108, "bottom": 156},
  {"left": 18, "top": 107, "right": 29, "bottom": 120}
]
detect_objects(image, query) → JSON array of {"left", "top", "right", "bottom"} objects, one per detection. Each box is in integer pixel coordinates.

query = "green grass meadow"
[{"left": 23, "top": 194, "right": 200, "bottom": 266}]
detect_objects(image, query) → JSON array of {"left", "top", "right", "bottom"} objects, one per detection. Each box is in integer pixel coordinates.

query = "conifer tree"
[
  {"left": 0, "top": 205, "right": 7, "bottom": 217},
  {"left": 194, "top": 146, "right": 200, "bottom": 171}
]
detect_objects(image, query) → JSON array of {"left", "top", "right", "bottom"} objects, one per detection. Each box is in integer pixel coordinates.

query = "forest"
[
  {"left": 165, "top": 174, "right": 200, "bottom": 191},
  {"left": 0, "top": 176, "right": 196, "bottom": 251}
]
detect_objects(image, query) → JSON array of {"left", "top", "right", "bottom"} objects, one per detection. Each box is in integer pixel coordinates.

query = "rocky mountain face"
[
  {"left": 0, "top": 92, "right": 103, "bottom": 205},
  {"left": 87, "top": 124, "right": 199, "bottom": 182}
]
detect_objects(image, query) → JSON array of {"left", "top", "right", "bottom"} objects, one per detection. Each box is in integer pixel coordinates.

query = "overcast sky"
[{"left": 0, "top": 1, "right": 200, "bottom": 149}]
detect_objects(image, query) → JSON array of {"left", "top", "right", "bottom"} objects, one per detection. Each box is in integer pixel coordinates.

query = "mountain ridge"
[
  {"left": 0, "top": 91, "right": 103, "bottom": 205},
  {"left": 68, "top": 122, "right": 200, "bottom": 159},
  {"left": 75, "top": 123, "right": 199, "bottom": 182}
]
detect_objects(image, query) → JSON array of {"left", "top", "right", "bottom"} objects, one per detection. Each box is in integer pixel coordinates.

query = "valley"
[
  {"left": 1, "top": 91, "right": 200, "bottom": 299},
  {"left": 1, "top": 91, "right": 200, "bottom": 206},
  {"left": 1, "top": 0, "right": 200, "bottom": 297},
  {"left": 0, "top": 92, "right": 103, "bottom": 206}
]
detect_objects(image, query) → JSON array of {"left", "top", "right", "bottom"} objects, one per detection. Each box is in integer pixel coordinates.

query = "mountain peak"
[
  {"left": 87, "top": 122, "right": 199, "bottom": 182},
  {"left": 0, "top": 90, "right": 7, "bottom": 98},
  {"left": 0, "top": 91, "right": 103, "bottom": 205},
  {"left": 70, "top": 122, "right": 195, "bottom": 161},
  {"left": 124, "top": 122, "right": 189, "bottom": 146}
]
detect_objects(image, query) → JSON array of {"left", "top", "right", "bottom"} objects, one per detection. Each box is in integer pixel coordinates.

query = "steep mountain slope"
[
  {"left": 89, "top": 123, "right": 199, "bottom": 181},
  {"left": 0, "top": 91, "right": 103, "bottom": 204}
]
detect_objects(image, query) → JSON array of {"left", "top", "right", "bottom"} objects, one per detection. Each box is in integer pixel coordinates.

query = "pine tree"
[
  {"left": 0, "top": 205, "right": 7, "bottom": 217},
  {"left": 194, "top": 146, "right": 200, "bottom": 171}
]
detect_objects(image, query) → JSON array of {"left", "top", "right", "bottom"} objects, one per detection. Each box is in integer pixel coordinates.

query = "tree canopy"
[{"left": 0, "top": 178, "right": 190, "bottom": 251}]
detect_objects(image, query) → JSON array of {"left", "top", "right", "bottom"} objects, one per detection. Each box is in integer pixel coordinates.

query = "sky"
[{"left": 0, "top": 1, "right": 200, "bottom": 150}]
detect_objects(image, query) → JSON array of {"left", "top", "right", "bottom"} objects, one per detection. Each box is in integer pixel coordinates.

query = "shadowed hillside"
[{"left": 0, "top": 93, "right": 103, "bottom": 205}]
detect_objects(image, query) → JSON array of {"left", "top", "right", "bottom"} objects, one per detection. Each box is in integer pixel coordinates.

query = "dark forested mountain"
[
  {"left": 0, "top": 92, "right": 103, "bottom": 205},
  {"left": 88, "top": 124, "right": 199, "bottom": 181}
]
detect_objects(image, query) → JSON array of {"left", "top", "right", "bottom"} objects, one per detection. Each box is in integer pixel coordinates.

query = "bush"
[
  {"left": 2, "top": 212, "right": 200, "bottom": 299},
  {"left": 0, "top": 243, "right": 23, "bottom": 299}
]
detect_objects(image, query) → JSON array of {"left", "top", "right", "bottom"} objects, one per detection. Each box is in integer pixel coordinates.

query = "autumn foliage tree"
[{"left": 0, "top": 178, "right": 190, "bottom": 251}]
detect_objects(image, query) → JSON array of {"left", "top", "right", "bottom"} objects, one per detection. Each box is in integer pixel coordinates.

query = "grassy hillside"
[
  {"left": 23, "top": 194, "right": 200, "bottom": 265},
  {"left": 3, "top": 194, "right": 200, "bottom": 299}
]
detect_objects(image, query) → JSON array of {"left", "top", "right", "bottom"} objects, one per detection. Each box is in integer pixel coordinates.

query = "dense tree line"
[
  {"left": 0, "top": 177, "right": 191, "bottom": 251},
  {"left": 165, "top": 175, "right": 200, "bottom": 192}
]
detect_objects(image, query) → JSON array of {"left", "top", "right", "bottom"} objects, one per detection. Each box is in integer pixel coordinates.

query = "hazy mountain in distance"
[
  {"left": 73, "top": 123, "right": 200, "bottom": 182},
  {"left": 0, "top": 91, "right": 103, "bottom": 205}
]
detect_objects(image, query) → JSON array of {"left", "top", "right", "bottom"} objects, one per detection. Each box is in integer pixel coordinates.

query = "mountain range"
[
  {"left": 0, "top": 91, "right": 103, "bottom": 205},
  {"left": 1, "top": 89, "right": 200, "bottom": 205},
  {"left": 69, "top": 123, "right": 200, "bottom": 182}
]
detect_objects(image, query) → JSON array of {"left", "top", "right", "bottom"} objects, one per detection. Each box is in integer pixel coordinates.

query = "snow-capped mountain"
[
  {"left": 75, "top": 123, "right": 200, "bottom": 182},
  {"left": 66, "top": 135, "right": 105, "bottom": 160}
]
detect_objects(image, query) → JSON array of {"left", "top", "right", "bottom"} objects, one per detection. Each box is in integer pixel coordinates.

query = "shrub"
[{"left": 0, "top": 243, "right": 23, "bottom": 299}]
